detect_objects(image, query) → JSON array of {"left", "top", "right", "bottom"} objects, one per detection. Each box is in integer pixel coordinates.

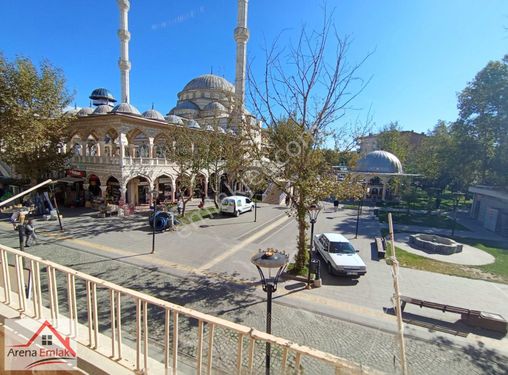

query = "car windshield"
[{"left": 329, "top": 241, "right": 356, "bottom": 254}]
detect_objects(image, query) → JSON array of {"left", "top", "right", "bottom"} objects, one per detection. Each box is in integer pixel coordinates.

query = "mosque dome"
[
  {"left": 142, "top": 108, "right": 164, "bottom": 121},
  {"left": 204, "top": 101, "right": 227, "bottom": 112},
  {"left": 204, "top": 125, "right": 214, "bottom": 131},
  {"left": 171, "top": 100, "right": 199, "bottom": 112},
  {"left": 183, "top": 74, "right": 235, "bottom": 93},
  {"left": 89, "top": 88, "right": 116, "bottom": 102},
  {"left": 77, "top": 107, "right": 94, "bottom": 117},
  {"left": 216, "top": 127, "right": 226, "bottom": 134},
  {"left": 355, "top": 150, "right": 403, "bottom": 174},
  {"left": 227, "top": 129, "right": 236, "bottom": 135},
  {"left": 187, "top": 119, "right": 201, "bottom": 129},
  {"left": 165, "top": 114, "right": 184, "bottom": 125},
  {"left": 64, "top": 107, "right": 80, "bottom": 116},
  {"left": 111, "top": 102, "right": 141, "bottom": 116},
  {"left": 93, "top": 104, "right": 113, "bottom": 115}
]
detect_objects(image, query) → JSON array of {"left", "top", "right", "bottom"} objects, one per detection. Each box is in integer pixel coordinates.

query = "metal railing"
[{"left": 0, "top": 242, "right": 380, "bottom": 374}]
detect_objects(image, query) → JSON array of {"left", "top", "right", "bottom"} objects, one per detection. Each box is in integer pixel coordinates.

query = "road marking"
[
  {"left": 40, "top": 230, "right": 206, "bottom": 276},
  {"left": 198, "top": 214, "right": 291, "bottom": 271},
  {"left": 236, "top": 211, "right": 287, "bottom": 241},
  {"left": 259, "top": 218, "right": 294, "bottom": 244}
]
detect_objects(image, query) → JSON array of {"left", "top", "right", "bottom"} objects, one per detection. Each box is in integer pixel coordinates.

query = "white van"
[{"left": 220, "top": 196, "right": 254, "bottom": 217}]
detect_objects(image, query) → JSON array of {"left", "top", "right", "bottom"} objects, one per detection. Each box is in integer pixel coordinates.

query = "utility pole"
[{"left": 388, "top": 213, "right": 408, "bottom": 375}]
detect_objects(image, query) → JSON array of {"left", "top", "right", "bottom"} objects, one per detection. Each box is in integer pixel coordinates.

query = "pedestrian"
[
  {"left": 177, "top": 198, "right": 184, "bottom": 215},
  {"left": 24, "top": 219, "right": 37, "bottom": 247},
  {"left": 333, "top": 199, "right": 339, "bottom": 212},
  {"left": 9, "top": 211, "right": 19, "bottom": 230}
]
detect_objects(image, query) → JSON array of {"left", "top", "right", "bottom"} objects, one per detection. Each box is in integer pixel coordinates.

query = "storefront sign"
[{"left": 66, "top": 169, "right": 86, "bottom": 178}]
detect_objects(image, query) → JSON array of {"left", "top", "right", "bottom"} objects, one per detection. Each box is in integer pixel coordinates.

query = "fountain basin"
[{"left": 409, "top": 234, "right": 463, "bottom": 255}]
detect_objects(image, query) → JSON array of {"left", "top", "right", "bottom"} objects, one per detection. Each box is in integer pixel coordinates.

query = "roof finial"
[
  {"left": 151, "top": 102, "right": 154, "bottom": 110},
  {"left": 210, "top": 66, "right": 213, "bottom": 74}
]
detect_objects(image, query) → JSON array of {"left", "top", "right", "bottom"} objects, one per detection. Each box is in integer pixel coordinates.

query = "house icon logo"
[{"left": 4, "top": 318, "right": 77, "bottom": 371}]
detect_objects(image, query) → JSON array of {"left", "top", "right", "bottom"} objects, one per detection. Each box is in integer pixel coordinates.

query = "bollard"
[
  {"left": 18, "top": 224, "right": 25, "bottom": 252},
  {"left": 313, "top": 259, "right": 322, "bottom": 288}
]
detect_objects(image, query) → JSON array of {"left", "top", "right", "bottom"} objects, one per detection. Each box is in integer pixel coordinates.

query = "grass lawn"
[
  {"left": 376, "top": 210, "right": 469, "bottom": 231},
  {"left": 179, "top": 207, "right": 219, "bottom": 225},
  {"left": 384, "top": 240, "right": 508, "bottom": 284}
]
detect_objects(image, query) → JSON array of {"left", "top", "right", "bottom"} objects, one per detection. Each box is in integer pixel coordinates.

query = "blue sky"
[{"left": 0, "top": 0, "right": 506, "bottom": 134}]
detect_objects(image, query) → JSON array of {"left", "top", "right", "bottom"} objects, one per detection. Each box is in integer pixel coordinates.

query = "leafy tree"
[
  {"left": 0, "top": 54, "right": 71, "bottom": 183},
  {"left": 246, "top": 12, "right": 369, "bottom": 273},
  {"left": 376, "top": 122, "right": 410, "bottom": 165},
  {"left": 454, "top": 55, "right": 508, "bottom": 185}
]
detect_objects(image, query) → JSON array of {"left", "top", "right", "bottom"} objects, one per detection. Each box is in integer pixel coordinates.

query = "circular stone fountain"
[{"left": 409, "top": 234, "right": 463, "bottom": 255}]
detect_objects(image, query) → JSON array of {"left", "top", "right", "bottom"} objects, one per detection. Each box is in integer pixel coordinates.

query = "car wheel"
[
  {"left": 327, "top": 262, "right": 334, "bottom": 275},
  {"left": 235, "top": 210, "right": 240, "bottom": 217}
]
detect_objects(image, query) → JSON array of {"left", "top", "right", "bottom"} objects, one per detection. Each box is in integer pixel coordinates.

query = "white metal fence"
[{"left": 0, "top": 242, "right": 382, "bottom": 374}]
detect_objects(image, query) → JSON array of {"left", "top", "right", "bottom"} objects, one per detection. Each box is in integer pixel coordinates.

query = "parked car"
[
  {"left": 313, "top": 233, "right": 367, "bottom": 277},
  {"left": 220, "top": 196, "right": 254, "bottom": 217}
]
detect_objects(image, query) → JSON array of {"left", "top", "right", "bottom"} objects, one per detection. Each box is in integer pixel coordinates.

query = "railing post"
[
  {"left": 92, "top": 282, "right": 98, "bottom": 348},
  {"left": 48, "top": 266, "right": 56, "bottom": 320},
  {"left": 143, "top": 300, "right": 148, "bottom": 373},
  {"left": 136, "top": 298, "right": 141, "bottom": 372},
  {"left": 236, "top": 333, "right": 244, "bottom": 374},
  {"left": 164, "top": 308, "right": 170, "bottom": 370},
  {"left": 116, "top": 291, "right": 122, "bottom": 359},
  {"left": 197, "top": 320, "right": 204, "bottom": 374},
  {"left": 207, "top": 323, "right": 215, "bottom": 375},
  {"left": 1, "top": 249, "right": 11, "bottom": 304},
  {"left": 15, "top": 255, "right": 26, "bottom": 312},
  {"left": 110, "top": 289, "right": 116, "bottom": 358},
  {"left": 86, "top": 281, "right": 92, "bottom": 347},
  {"left": 172, "top": 311, "right": 179, "bottom": 374}
]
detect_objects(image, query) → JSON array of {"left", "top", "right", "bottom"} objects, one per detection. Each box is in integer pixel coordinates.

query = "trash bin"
[{"left": 309, "top": 259, "right": 319, "bottom": 274}]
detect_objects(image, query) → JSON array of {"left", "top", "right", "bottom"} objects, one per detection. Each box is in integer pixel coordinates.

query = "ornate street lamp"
[
  {"left": 150, "top": 189, "right": 159, "bottom": 254},
  {"left": 251, "top": 249, "right": 289, "bottom": 375},
  {"left": 307, "top": 203, "right": 321, "bottom": 288}
]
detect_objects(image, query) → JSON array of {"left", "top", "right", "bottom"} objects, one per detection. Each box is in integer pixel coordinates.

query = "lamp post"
[
  {"left": 451, "top": 192, "right": 464, "bottom": 236},
  {"left": 251, "top": 249, "right": 289, "bottom": 375},
  {"left": 150, "top": 189, "right": 158, "bottom": 254},
  {"left": 307, "top": 203, "right": 321, "bottom": 289},
  {"left": 355, "top": 183, "right": 366, "bottom": 239}
]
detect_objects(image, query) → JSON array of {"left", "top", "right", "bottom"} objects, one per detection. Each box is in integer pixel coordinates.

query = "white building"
[{"left": 56, "top": 0, "right": 260, "bottom": 207}]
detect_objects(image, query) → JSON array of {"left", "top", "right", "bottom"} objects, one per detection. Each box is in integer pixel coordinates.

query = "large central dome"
[
  {"left": 183, "top": 74, "right": 235, "bottom": 92},
  {"left": 355, "top": 150, "right": 403, "bottom": 174}
]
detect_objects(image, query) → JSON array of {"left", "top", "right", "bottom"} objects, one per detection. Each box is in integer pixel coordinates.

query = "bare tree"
[{"left": 244, "top": 10, "right": 372, "bottom": 273}]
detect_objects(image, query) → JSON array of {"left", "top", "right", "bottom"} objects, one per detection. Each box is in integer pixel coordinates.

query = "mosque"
[{"left": 59, "top": 0, "right": 260, "bottom": 207}]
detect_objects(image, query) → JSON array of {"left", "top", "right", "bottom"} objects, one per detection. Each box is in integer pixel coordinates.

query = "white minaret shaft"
[
  {"left": 234, "top": 0, "right": 249, "bottom": 109},
  {"left": 117, "top": 0, "right": 131, "bottom": 103}
]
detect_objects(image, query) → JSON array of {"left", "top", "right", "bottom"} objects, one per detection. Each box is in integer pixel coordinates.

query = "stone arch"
[
  {"left": 105, "top": 176, "right": 121, "bottom": 204},
  {"left": 154, "top": 174, "right": 174, "bottom": 202},
  {"left": 126, "top": 128, "right": 149, "bottom": 157},
  {"left": 153, "top": 134, "right": 171, "bottom": 159},
  {"left": 125, "top": 174, "right": 152, "bottom": 205}
]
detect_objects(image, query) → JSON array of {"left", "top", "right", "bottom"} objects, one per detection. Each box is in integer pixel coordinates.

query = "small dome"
[
  {"left": 77, "top": 107, "right": 94, "bottom": 117},
  {"left": 142, "top": 108, "right": 165, "bottom": 121},
  {"left": 93, "top": 104, "right": 112, "bottom": 115},
  {"left": 89, "top": 88, "right": 116, "bottom": 102},
  {"left": 171, "top": 100, "right": 200, "bottom": 112},
  {"left": 64, "top": 107, "right": 80, "bottom": 116},
  {"left": 204, "top": 101, "right": 227, "bottom": 112},
  {"left": 204, "top": 125, "right": 214, "bottom": 131},
  {"left": 111, "top": 102, "right": 141, "bottom": 116},
  {"left": 183, "top": 74, "right": 234, "bottom": 93},
  {"left": 187, "top": 119, "right": 201, "bottom": 129},
  {"left": 216, "top": 127, "right": 226, "bottom": 134},
  {"left": 165, "top": 114, "right": 184, "bottom": 125},
  {"left": 355, "top": 150, "right": 403, "bottom": 174}
]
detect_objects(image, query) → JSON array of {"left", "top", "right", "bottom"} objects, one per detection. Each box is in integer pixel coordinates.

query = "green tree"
[
  {"left": 376, "top": 122, "right": 410, "bottom": 165},
  {"left": 454, "top": 55, "right": 508, "bottom": 185},
  {"left": 0, "top": 54, "right": 71, "bottom": 183}
]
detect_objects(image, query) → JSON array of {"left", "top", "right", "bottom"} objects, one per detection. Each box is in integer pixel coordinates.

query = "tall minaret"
[
  {"left": 117, "top": 0, "right": 131, "bottom": 103},
  {"left": 234, "top": 0, "right": 249, "bottom": 111}
]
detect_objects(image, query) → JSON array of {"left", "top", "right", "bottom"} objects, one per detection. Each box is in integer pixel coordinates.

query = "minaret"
[
  {"left": 117, "top": 0, "right": 131, "bottom": 103},
  {"left": 234, "top": 0, "right": 249, "bottom": 111}
]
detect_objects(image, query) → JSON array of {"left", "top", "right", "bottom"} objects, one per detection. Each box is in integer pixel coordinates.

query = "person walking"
[
  {"left": 24, "top": 219, "right": 37, "bottom": 247},
  {"left": 177, "top": 198, "right": 184, "bottom": 215},
  {"left": 333, "top": 199, "right": 339, "bottom": 212}
]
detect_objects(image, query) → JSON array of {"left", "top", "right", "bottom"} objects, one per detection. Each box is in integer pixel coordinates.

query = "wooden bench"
[
  {"left": 375, "top": 237, "right": 386, "bottom": 258},
  {"left": 399, "top": 295, "right": 507, "bottom": 334}
]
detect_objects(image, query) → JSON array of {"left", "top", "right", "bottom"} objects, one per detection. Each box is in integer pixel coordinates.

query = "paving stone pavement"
[{"left": 0, "top": 227, "right": 506, "bottom": 375}]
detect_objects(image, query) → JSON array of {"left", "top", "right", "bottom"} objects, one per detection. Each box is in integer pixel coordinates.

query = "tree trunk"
[{"left": 294, "top": 191, "right": 308, "bottom": 273}]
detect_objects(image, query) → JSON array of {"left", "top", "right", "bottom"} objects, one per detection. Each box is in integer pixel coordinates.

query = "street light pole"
[
  {"left": 354, "top": 198, "right": 361, "bottom": 239},
  {"left": 150, "top": 190, "right": 158, "bottom": 254},
  {"left": 307, "top": 204, "right": 321, "bottom": 289},
  {"left": 254, "top": 199, "right": 257, "bottom": 222},
  {"left": 251, "top": 249, "right": 289, "bottom": 375}
]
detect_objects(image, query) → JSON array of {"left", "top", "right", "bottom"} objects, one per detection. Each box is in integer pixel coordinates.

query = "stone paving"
[{"left": 0, "top": 225, "right": 506, "bottom": 374}]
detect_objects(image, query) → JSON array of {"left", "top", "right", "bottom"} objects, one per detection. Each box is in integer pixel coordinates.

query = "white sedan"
[{"left": 313, "top": 233, "right": 367, "bottom": 277}]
